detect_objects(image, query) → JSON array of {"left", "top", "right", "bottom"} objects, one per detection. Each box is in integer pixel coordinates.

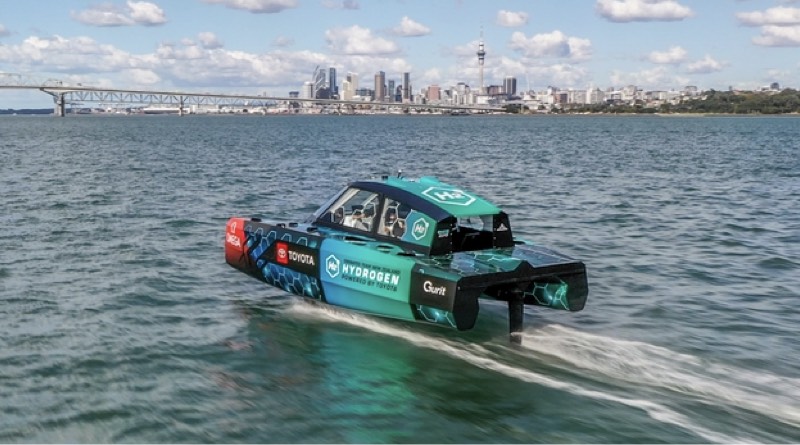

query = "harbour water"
[{"left": 1, "top": 114, "right": 798, "bottom": 443}]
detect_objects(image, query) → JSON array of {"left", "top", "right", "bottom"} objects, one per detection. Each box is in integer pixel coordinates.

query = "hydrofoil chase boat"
[{"left": 224, "top": 175, "right": 588, "bottom": 342}]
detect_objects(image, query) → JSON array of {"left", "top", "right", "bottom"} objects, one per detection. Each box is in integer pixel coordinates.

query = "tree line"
[{"left": 504, "top": 89, "right": 800, "bottom": 115}]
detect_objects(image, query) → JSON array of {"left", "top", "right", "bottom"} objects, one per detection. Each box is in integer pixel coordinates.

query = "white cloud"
[
  {"left": 272, "top": 36, "right": 294, "bottom": 47},
  {"left": 121, "top": 68, "right": 161, "bottom": 85},
  {"left": 0, "top": 35, "right": 137, "bottom": 73},
  {"left": 496, "top": 10, "right": 529, "bottom": 27},
  {"left": 451, "top": 54, "right": 590, "bottom": 90},
  {"left": 752, "top": 25, "right": 800, "bottom": 46},
  {"left": 338, "top": 55, "right": 411, "bottom": 78},
  {"left": 156, "top": 42, "right": 206, "bottom": 60},
  {"left": 71, "top": 1, "right": 166, "bottom": 27},
  {"left": 0, "top": 24, "right": 10, "bottom": 37},
  {"left": 0, "top": 30, "right": 405, "bottom": 94},
  {"left": 127, "top": 1, "right": 167, "bottom": 25},
  {"left": 596, "top": 0, "right": 692, "bottom": 23},
  {"left": 648, "top": 46, "right": 687, "bottom": 64},
  {"left": 321, "top": 0, "right": 359, "bottom": 10},
  {"left": 537, "top": 63, "right": 591, "bottom": 88},
  {"left": 468, "top": 59, "right": 589, "bottom": 90},
  {"left": 203, "top": 0, "right": 297, "bottom": 14},
  {"left": 391, "top": 17, "right": 431, "bottom": 37},
  {"left": 766, "top": 68, "right": 790, "bottom": 80},
  {"left": 736, "top": 6, "right": 800, "bottom": 26},
  {"left": 198, "top": 32, "right": 224, "bottom": 49},
  {"left": 509, "top": 30, "right": 591, "bottom": 60},
  {"left": 71, "top": 4, "right": 134, "bottom": 26},
  {"left": 325, "top": 25, "right": 400, "bottom": 55},
  {"left": 452, "top": 39, "right": 485, "bottom": 58},
  {"left": 685, "top": 55, "right": 724, "bottom": 74},
  {"left": 155, "top": 45, "right": 329, "bottom": 87},
  {"left": 420, "top": 67, "right": 442, "bottom": 85},
  {"left": 610, "top": 66, "right": 689, "bottom": 89}
]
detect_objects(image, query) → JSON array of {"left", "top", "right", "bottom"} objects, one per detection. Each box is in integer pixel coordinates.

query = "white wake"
[
  {"left": 287, "top": 302, "right": 758, "bottom": 443},
  {"left": 522, "top": 324, "right": 800, "bottom": 430}
]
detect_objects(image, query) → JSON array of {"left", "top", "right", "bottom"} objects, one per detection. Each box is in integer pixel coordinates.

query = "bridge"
[{"left": 0, "top": 72, "right": 504, "bottom": 116}]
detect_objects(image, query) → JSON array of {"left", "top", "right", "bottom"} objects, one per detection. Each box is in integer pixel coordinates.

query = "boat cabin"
[{"left": 309, "top": 177, "right": 515, "bottom": 256}]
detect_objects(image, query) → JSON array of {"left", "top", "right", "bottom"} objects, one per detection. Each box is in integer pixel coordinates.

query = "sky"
[{"left": 1, "top": 0, "right": 800, "bottom": 108}]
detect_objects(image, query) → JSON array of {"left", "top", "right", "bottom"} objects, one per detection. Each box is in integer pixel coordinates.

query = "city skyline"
[{"left": 2, "top": 0, "right": 800, "bottom": 109}]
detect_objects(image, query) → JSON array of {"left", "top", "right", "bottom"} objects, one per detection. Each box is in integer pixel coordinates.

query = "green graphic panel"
[{"left": 397, "top": 211, "right": 435, "bottom": 246}]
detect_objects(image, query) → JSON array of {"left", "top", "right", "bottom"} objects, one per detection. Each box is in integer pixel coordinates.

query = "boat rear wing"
[{"left": 409, "top": 245, "right": 587, "bottom": 334}]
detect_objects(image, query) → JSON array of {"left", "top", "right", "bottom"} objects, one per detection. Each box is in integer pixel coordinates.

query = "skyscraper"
[
  {"left": 302, "top": 81, "right": 313, "bottom": 99},
  {"left": 402, "top": 72, "right": 411, "bottom": 102},
  {"left": 312, "top": 66, "right": 325, "bottom": 99},
  {"left": 427, "top": 84, "right": 441, "bottom": 102},
  {"left": 347, "top": 72, "right": 359, "bottom": 92},
  {"left": 374, "top": 71, "right": 385, "bottom": 101},
  {"left": 387, "top": 80, "right": 395, "bottom": 102},
  {"left": 329, "top": 67, "right": 338, "bottom": 98},
  {"left": 504, "top": 76, "right": 517, "bottom": 97}
]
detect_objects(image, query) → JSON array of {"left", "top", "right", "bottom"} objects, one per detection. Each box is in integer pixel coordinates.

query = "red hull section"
[{"left": 224, "top": 217, "right": 248, "bottom": 269}]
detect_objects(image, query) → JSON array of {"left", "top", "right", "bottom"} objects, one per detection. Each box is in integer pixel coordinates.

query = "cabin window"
[
  {"left": 378, "top": 199, "right": 411, "bottom": 238},
  {"left": 452, "top": 215, "right": 496, "bottom": 252},
  {"left": 324, "top": 188, "right": 379, "bottom": 233}
]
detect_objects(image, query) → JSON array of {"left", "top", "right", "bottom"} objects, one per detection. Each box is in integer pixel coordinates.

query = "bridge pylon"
[{"left": 54, "top": 93, "right": 66, "bottom": 117}]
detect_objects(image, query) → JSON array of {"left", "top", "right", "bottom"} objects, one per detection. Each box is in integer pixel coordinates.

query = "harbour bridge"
[{"left": 0, "top": 72, "right": 503, "bottom": 116}]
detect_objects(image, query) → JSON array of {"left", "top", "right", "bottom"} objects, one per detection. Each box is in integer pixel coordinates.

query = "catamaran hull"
[{"left": 225, "top": 217, "right": 588, "bottom": 336}]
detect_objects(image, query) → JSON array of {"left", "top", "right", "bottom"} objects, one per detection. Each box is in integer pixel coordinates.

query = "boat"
[{"left": 224, "top": 175, "right": 588, "bottom": 342}]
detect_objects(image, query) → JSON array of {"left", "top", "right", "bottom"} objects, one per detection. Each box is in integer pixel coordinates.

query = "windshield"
[
  {"left": 308, "top": 186, "right": 348, "bottom": 223},
  {"left": 452, "top": 214, "right": 501, "bottom": 252},
  {"left": 456, "top": 215, "right": 494, "bottom": 232},
  {"left": 317, "top": 187, "right": 380, "bottom": 233}
]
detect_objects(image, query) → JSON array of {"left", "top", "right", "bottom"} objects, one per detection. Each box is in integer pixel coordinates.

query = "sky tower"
[{"left": 476, "top": 29, "right": 486, "bottom": 94}]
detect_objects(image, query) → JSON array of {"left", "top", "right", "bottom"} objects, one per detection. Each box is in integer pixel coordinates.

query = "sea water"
[{"left": 1, "top": 114, "right": 798, "bottom": 443}]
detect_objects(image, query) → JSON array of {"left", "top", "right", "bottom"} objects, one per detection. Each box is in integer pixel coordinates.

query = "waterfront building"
[
  {"left": 329, "top": 67, "right": 338, "bottom": 98},
  {"left": 313, "top": 67, "right": 326, "bottom": 99},
  {"left": 427, "top": 84, "right": 441, "bottom": 102},
  {"left": 587, "top": 88, "right": 605, "bottom": 105},
  {"left": 302, "top": 81, "right": 313, "bottom": 99},
  {"left": 341, "top": 79, "right": 352, "bottom": 101},
  {"left": 566, "top": 89, "right": 588, "bottom": 105},
  {"left": 453, "top": 82, "right": 471, "bottom": 105},
  {"left": 621, "top": 85, "right": 639, "bottom": 103},
  {"left": 356, "top": 88, "right": 374, "bottom": 98},
  {"left": 347, "top": 72, "right": 359, "bottom": 92},
  {"left": 504, "top": 76, "right": 517, "bottom": 97},
  {"left": 374, "top": 71, "right": 385, "bottom": 101}
]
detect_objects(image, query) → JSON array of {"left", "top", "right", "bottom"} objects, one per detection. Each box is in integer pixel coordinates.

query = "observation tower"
[{"left": 477, "top": 29, "right": 486, "bottom": 94}]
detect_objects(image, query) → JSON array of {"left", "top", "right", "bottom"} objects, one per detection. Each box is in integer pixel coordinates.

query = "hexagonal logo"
[
  {"left": 412, "top": 218, "right": 429, "bottom": 240},
  {"left": 422, "top": 187, "right": 476, "bottom": 206},
  {"left": 325, "top": 254, "right": 340, "bottom": 278}
]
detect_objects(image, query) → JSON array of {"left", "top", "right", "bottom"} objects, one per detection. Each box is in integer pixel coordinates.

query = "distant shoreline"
[{"left": 3, "top": 108, "right": 799, "bottom": 117}]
